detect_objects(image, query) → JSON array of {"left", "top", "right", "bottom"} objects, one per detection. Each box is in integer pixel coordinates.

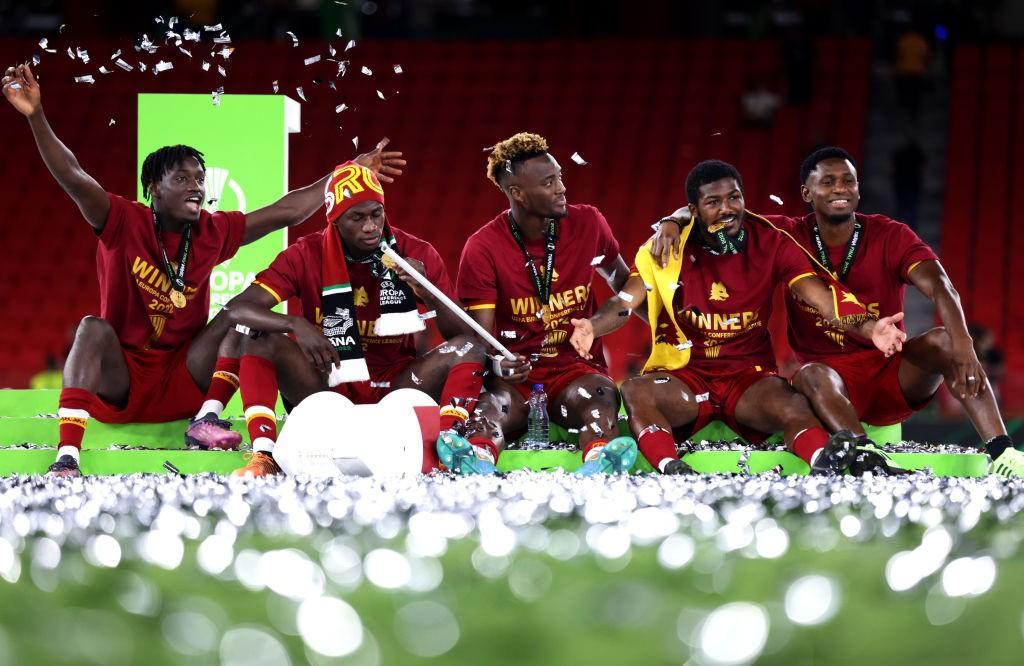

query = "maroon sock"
[
  {"left": 637, "top": 427, "right": 678, "bottom": 470},
  {"left": 438, "top": 361, "right": 485, "bottom": 431},
  {"left": 207, "top": 356, "right": 241, "bottom": 406},
  {"left": 792, "top": 427, "right": 830, "bottom": 465},
  {"left": 581, "top": 438, "right": 609, "bottom": 461},
  {"left": 240, "top": 355, "right": 279, "bottom": 448},
  {"left": 57, "top": 387, "right": 94, "bottom": 451}
]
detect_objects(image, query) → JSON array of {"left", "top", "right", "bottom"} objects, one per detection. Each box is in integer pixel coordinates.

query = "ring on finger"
[{"left": 967, "top": 376, "right": 976, "bottom": 381}]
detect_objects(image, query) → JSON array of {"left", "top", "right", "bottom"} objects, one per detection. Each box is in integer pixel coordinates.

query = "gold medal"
[
  {"left": 706, "top": 220, "right": 728, "bottom": 233},
  {"left": 169, "top": 289, "right": 186, "bottom": 309}
]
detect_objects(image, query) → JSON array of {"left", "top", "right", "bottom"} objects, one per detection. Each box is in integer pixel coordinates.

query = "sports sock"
[
  {"left": 240, "top": 355, "right": 279, "bottom": 454},
  {"left": 57, "top": 387, "right": 93, "bottom": 457},
  {"left": 438, "top": 361, "right": 485, "bottom": 431},
  {"left": 196, "top": 356, "right": 240, "bottom": 419},
  {"left": 582, "top": 438, "right": 609, "bottom": 462},
  {"left": 792, "top": 427, "right": 830, "bottom": 466},
  {"left": 637, "top": 426, "right": 678, "bottom": 471},
  {"left": 985, "top": 434, "right": 1015, "bottom": 459}
]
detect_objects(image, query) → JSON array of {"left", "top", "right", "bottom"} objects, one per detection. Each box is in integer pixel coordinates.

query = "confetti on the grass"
[
  {"left": 286, "top": 31, "right": 299, "bottom": 47},
  {"left": 304, "top": 55, "right": 321, "bottom": 66},
  {"left": 654, "top": 377, "right": 670, "bottom": 384},
  {"left": 770, "top": 194, "right": 784, "bottom": 205},
  {"left": 211, "top": 87, "right": 223, "bottom": 106},
  {"left": 393, "top": 64, "right": 403, "bottom": 74},
  {"left": 296, "top": 86, "right": 306, "bottom": 101},
  {"left": 500, "top": 330, "right": 516, "bottom": 339},
  {"left": 695, "top": 392, "right": 709, "bottom": 403},
  {"left": 419, "top": 310, "right": 436, "bottom": 321},
  {"left": 201, "top": 61, "right": 210, "bottom": 71},
  {"left": 352, "top": 136, "right": 359, "bottom": 149},
  {"left": 675, "top": 340, "right": 693, "bottom": 351},
  {"left": 361, "top": 66, "right": 373, "bottom": 76},
  {"left": 204, "top": 23, "right": 223, "bottom": 31},
  {"left": 570, "top": 152, "right": 587, "bottom": 165},
  {"left": 345, "top": 39, "right": 356, "bottom": 51},
  {"left": 376, "top": 90, "right": 386, "bottom": 100},
  {"left": 590, "top": 255, "right": 605, "bottom": 266},
  {"left": 335, "top": 103, "right": 348, "bottom": 113},
  {"left": 154, "top": 60, "right": 173, "bottom": 73},
  {"left": 73, "top": 75, "right": 95, "bottom": 84},
  {"left": 272, "top": 80, "right": 279, "bottom": 93},
  {"left": 577, "top": 387, "right": 592, "bottom": 399},
  {"left": 616, "top": 290, "right": 634, "bottom": 303}
]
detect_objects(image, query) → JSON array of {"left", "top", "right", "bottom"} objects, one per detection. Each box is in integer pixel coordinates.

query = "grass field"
[{"left": 1, "top": 471, "right": 1022, "bottom": 665}]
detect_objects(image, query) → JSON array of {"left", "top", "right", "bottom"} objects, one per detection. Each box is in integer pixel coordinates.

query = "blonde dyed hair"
[{"left": 485, "top": 132, "right": 549, "bottom": 188}]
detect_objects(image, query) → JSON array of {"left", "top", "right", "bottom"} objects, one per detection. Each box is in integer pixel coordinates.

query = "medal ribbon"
[
  {"left": 153, "top": 210, "right": 192, "bottom": 293},
  {"left": 508, "top": 212, "right": 557, "bottom": 316},
  {"left": 703, "top": 226, "right": 746, "bottom": 255},
  {"left": 810, "top": 221, "right": 862, "bottom": 282}
]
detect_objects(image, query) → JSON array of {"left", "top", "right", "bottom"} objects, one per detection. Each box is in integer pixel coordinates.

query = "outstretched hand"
[
  {"left": 353, "top": 137, "right": 406, "bottom": 184},
  {"left": 870, "top": 312, "right": 907, "bottom": 357},
  {"left": 2, "top": 63, "right": 41, "bottom": 117},
  {"left": 569, "top": 318, "right": 595, "bottom": 360}
]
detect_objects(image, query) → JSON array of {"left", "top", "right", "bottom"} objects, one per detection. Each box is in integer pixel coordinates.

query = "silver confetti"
[
  {"left": 73, "top": 75, "right": 95, "bottom": 84},
  {"left": 410, "top": 372, "right": 421, "bottom": 385},
  {"left": 454, "top": 342, "right": 475, "bottom": 357},
  {"left": 98, "top": 65, "right": 112, "bottom": 74},
  {"left": 361, "top": 66, "right": 373, "bottom": 76},
  {"left": 654, "top": 377, "right": 670, "bottom": 384},
  {"left": 376, "top": 90, "right": 386, "bottom": 100},
  {"left": 213, "top": 32, "right": 232, "bottom": 45},
  {"left": 38, "top": 38, "right": 49, "bottom": 50},
  {"left": 770, "top": 194, "right": 784, "bottom": 205},
  {"left": 369, "top": 381, "right": 391, "bottom": 388},
  {"left": 500, "top": 331, "right": 516, "bottom": 339},
  {"left": 114, "top": 58, "right": 133, "bottom": 71},
  {"left": 336, "top": 29, "right": 344, "bottom": 37},
  {"left": 345, "top": 39, "right": 356, "bottom": 51},
  {"left": 419, "top": 310, "right": 437, "bottom": 320},
  {"left": 577, "top": 388, "right": 591, "bottom": 399},
  {"left": 183, "top": 29, "right": 200, "bottom": 42},
  {"left": 217, "top": 47, "right": 233, "bottom": 59},
  {"left": 616, "top": 290, "right": 634, "bottom": 303},
  {"left": 204, "top": 23, "right": 223, "bottom": 31},
  {"left": 570, "top": 151, "right": 587, "bottom": 165},
  {"left": 154, "top": 60, "right": 173, "bottom": 73},
  {"left": 560, "top": 405, "right": 568, "bottom": 418},
  {"left": 296, "top": 86, "right": 306, "bottom": 101},
  {"left": 304, "top": 55, "right": 321, "bottom": 66},
  {"left": 722, "top": 317, "right": 740, "bottom": 326},
  {"left": 352, "top": 136, "right": 359, "bottom": 149},
  {"left": 272, "top": 80, "right": 279, "bottom": 93},
  {"left": 394, "top": 64, "right": 403, "bottom": 74},
  {"left": 217, "top": 65, "right": 226, "bottom": 77},
  {"left": 286, "top": 31, "right": 299, "bottom": 47},
  {"left": 328, "top": 44, "right": 337, "bottom": 57},
  {"left": 76, "top": 47, "right": 90, "bottom": 63},
  {"left": 675, "top": 341, "right": 693, "bottom": 351},
  {"left": 590, "top": 255, "right": 605, "bottom": 266},
  {"left": 201, "top": 61, "right": 210, "bottom": 71},
  {"left": 695, "top": 392, "right": 710, "bottom": 403},
  {"left": 178, "top": 47, "right": 192, "bottom": 58},
  {"left": 211, "top": 88, "right": 223, "bottom": 106},
  {"left": 108, "top": 118, "right": 115, "bottom": 126},
  {"left": 590, "top": 409, "right": 601, "bottom": 419}
]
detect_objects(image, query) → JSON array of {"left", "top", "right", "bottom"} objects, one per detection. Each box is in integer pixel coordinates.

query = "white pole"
[{"left": 380, "top": 243, "right": 517, "bottom": 360}]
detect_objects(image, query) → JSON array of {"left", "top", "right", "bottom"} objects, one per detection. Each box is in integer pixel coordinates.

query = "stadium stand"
[{"left": 0, "top": 37, "right": 871, "bottom": 387}]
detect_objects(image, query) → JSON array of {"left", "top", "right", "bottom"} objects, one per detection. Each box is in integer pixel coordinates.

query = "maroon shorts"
[
  {"left": 88, "top": 345, "right": 205, "bottom": 423},
  {"left": 808, "top": 348, "right": 930, "bottom": 426},
  {"left": 661, "top": 364, "right": 778, "bottom": 443},
  {"left": 511, "top": 358, "right": 612, "bottom": 403},
  {"left": 332, "top": 359, "right": 413, "bottom": 405}
]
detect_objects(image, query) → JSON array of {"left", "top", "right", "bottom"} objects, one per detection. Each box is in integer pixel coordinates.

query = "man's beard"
[{"left": 824, "top": 211, "right": 854, "bottom": 224}]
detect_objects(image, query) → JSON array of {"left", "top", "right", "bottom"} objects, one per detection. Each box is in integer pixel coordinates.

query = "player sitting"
[{"left": 223, "top": 162, "right": 489, "bottom": 477}]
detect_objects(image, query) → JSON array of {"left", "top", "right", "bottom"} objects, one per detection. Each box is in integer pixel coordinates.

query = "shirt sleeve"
[
  {"left": 97, "top": 193, "right": 131, "bottom": 247},
  {"left": 214, "top": 211, "right": 248, "bottom": 264},
  {"left": 252, "top": 243, "right": 304, "bottom": 304},
  {"left": 888, "top": 222, "right": 939, "bottom": 282},
  {"left": 773, "top": 231, "right": 818, "bottom": 288},
  {"left": 457, "top": 234, "right": 498, "bottom": 309}
]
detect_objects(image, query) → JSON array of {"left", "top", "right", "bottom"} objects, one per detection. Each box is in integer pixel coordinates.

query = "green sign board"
[{"left": 137, "top": 93, "right": 300, "bottom": 316}]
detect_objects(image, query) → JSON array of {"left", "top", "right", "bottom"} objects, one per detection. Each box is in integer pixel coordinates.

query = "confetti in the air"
[
  {"left": 570, "top": 152, "right": 587, "bottom": 165},
  {"left": 336, "top": 28, "right": 344, "bottom": 37},
  {"left": 98, "top": 65, "right": 112, "bottom": 74},
  {"left": 419, "top": 310, "right": 437, "bottom": 320},
  {"left": 73, "top": 75, "right": 95, "bottom": 84},
  {"left": 376, "top": 90, "right": 386, "bottom": 99},
  {"left": 213, "top": 32, "right": 232, "bottom": 45},
  {"left": 204, "top": 23, "right": 223, "bottom": 31},
  {"left": 154, "top": 60, "right": 173, "bottom": 73},
  {"left": 38, "top": 38, "right": 49, "bottom": 50},
  {"left": 115, "top": 58, "right": 132, "bottom": 71},
  {"left": 183, "top": 28, "right": 200, "bottom": 42},
  {"left": 178, "top": 47, "right": 192, "bottom": 58},
  {"left": 335, "top": 103, "right": 348, "bottom": 113},
  {"left": 590, "top": 255, "right": 605, "bottom": 266},
  {"left": 361, "top": 66, "right": 373, "bottom": 76},
  {"left": 108, "top": 118, "right": 115, "bottom": 126},
  {"left": 201, "top": 61, "right": 210, "bottom": 71},
  {"left": 217, "top": 65, "right": 226, "bottom": 77},
  {"left": 217, "top": 47, "right": 234, "bottom": 59},
  {"left": 352, "top": 136, "right": 359, "bottom": 149},
  {"left": 66, "top": 47, "right": 74, "bottom": 60},
  {"left": 410, "top": 372, "right": 421, "bottom": 385},
  {"left": 770, "top": 194, "right": 784, "bottom": 205},
  {"left": 394, "top": 64, "right": 403, "bottom": 74},
  {"left": 304, "top": 55, "right": 321, "bottom": 66},
  {"left": 76, "top": 47, "right": 90, "bottom": 63},
  {"left": 286, "top": 31, "right": 299, "bottom": 47},
  {"left": 345, "top": 39, "right": 356, "bottom": 51},
  {"left": 296, "top": 86, "right": 306, "bottom": 101},
  {"left": 138, "top": 62, "right": 147, "bottom": 72},
  {"left": 272, "top": 80, "right": 279, "bottom": 93}
]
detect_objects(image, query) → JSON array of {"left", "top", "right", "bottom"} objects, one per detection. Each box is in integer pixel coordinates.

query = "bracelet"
[{"left": 659, "top": 217, "right": 683, "bottom": 229}]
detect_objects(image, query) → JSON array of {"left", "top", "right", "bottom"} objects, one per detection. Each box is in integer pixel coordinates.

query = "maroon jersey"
[
  {"left": 253, "top": 226, "right": 455, "bottom": 371},
  {"left": 767, "top": 213, "right": 938, "bottom": 361},
  {"left": 458, "top": 204, "right": 620, "bottom": 367},
  {"left": 634, "top": 219, "right": 817, "bottom": 373},
  {"left": 97, "top": 193, "right": 246, "bottom": 351}
]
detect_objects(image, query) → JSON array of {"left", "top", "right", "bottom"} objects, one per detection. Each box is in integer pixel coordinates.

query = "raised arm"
[
  {"left": 569, "top": 273, "right": 648, "bottom": 360},
  {"left": 789, "top": 275, "right": 907, "bottom": 356},
  {"left": 2, "top": 64, "right": 109, "bottom": 231},
  {"left": 908, "top": 259, "right": 986, "bottom": 397},
  {"left": 241, "top": 138, "right": 407, "bottom": 245},
  {"left": 224, "top": 285, "right": 340, "bottom": 374}
]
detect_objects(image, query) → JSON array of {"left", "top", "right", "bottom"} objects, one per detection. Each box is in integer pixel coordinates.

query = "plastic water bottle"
[{"left": 526, "top": 384, "right": 550, "bottom": 449}]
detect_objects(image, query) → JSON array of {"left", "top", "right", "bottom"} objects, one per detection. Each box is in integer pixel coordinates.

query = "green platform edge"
[{"left": 0, "top": 390, "right": 989, "bottom": 477}]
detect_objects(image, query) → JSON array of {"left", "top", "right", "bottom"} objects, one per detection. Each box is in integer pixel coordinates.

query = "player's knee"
[
  {"left": 619, "top": 376, "right": 649, "bottom": 408},
  {"left": 74, "top": 315, "right": 116, "bottom": 345},
  {"left": 794, "top": 362, "right": 836, "bottom": 394}
]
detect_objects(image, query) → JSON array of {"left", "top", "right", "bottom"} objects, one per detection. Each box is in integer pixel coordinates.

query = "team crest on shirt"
[
  {"left": 322, "top": 307, "right": 355, "bottom": 336},
  {"left": 149, "top": 314, "right": 167, "bottom": 341},
  {"left": 353, "top": 286, "right": 369, "bottom": 307},
  {"left": 709, "top": 281, "right": 730, "bottom": 302}
]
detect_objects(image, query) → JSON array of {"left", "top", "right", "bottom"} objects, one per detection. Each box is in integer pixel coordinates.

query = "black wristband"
[{"left": 659, "top": 217, "right": 683, "bottom": 229}]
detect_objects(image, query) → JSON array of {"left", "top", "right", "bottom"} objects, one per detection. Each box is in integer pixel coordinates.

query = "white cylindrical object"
[{"left": 380, "top": 243, "right": 516, "bottom": 360}]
